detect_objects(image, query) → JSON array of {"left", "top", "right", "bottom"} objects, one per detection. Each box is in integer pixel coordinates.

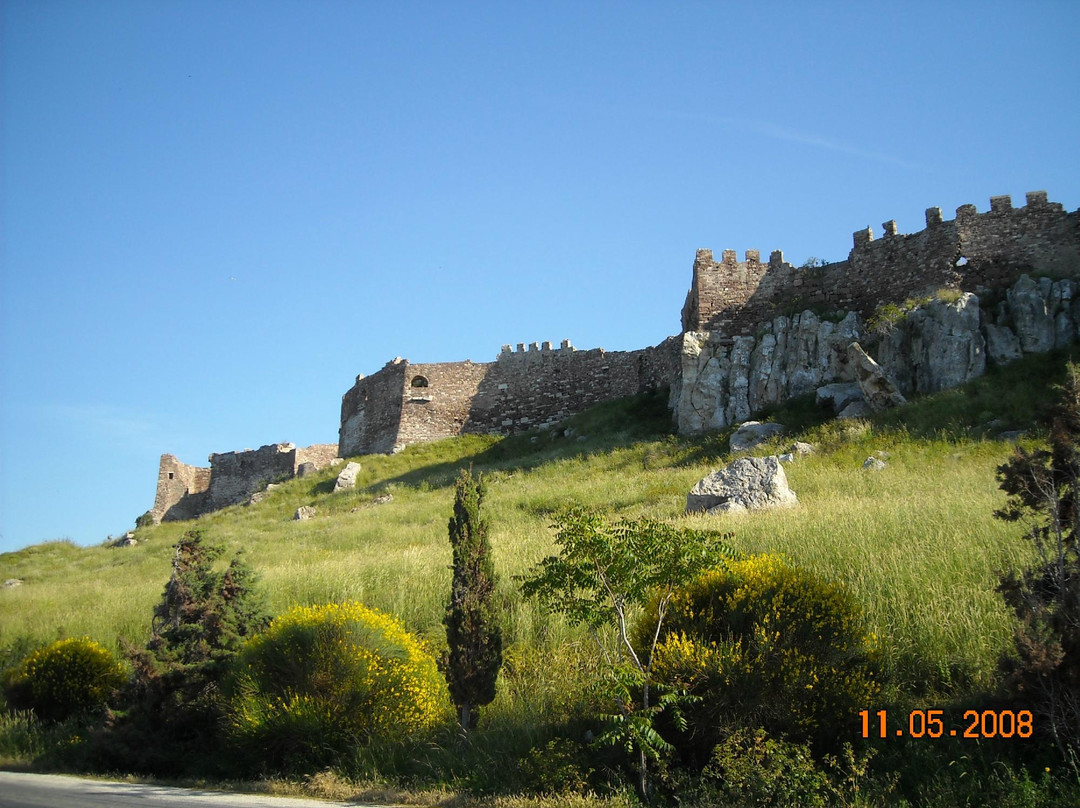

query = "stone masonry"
[
  {"left": 682, "top": 192, "right": 1079, "bottom": 337},
  {"left": 339, "top": 338, "right": 681, "bottom": 456},
  {"left": 151, "top": 442, "right": 339, "bottom": 523}
]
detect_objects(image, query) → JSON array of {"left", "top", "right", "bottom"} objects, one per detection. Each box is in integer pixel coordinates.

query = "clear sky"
[{"left": 2, "top": 0, "right": 1078, "bottom": 554}]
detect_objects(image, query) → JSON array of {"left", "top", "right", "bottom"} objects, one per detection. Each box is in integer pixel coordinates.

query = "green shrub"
[
  {"left": 640, "top": 554, "right": 879, "bottom": 760},
  {"left": 228, "top": 601, "right": 449, "bottom": 774},
  {"left": 700, "top": 728, "right": 830, "bottom": 807},
  {"left": 519, "top": 737, "right": 596, "bottom": 795},
  {"left": 2, "top": 637, "right": 125, "bottom": 723}
]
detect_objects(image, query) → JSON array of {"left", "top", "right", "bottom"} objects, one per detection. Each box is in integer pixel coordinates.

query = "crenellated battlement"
[
  {"left": 683, "top": 191, "right": 1079, "bottom": 335},
  {"left": 498, "top": 339, "right": 577, "bottom": 357}
]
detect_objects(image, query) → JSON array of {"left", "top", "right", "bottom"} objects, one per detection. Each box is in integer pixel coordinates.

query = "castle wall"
[
  {"left": 684, "top": 192, "right": 1080, "bottom": 337},
  {"left": 152, "top": 454, "right": 211, "bottom": 524},
  {"left": 338, "top": 360, "right": 408, "bottom": 457},
  {"left": 207, "top": 443, "right": 299, "bottom": 511},
  {"left": 396, "top": 360, "right": 489, "bottom": 446},
  {"left": 294, "top": 443, "right": 340, "bottom": 470},
  {"left": 338, "top": 337, "right": 683, "bottom": 456}
]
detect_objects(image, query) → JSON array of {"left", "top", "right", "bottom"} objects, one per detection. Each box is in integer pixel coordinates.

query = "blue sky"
[{"left": 2, "top": 1, "right": 1078, "bottom": 553}]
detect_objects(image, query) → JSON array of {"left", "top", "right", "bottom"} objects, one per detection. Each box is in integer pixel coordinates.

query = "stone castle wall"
[
  {"left": 152, "top": 442, "right": 339, "bottom": 523},
  {"left": 338, "top": 337, "right": 682, "bottom": 457},
  {"left": 151, "top": 454, "right": 211, "bottom": 523},
  {"left": 683, "top": 192, "right": 1080, "bottom": 337}
]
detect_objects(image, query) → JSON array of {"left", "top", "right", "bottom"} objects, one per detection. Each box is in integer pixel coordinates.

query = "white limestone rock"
[
  {"left": 984, "top": 323, "right": 1023, "bottom": 365},
  {"left": 816, "top": 382, "right": 864, "bottom": 413},
  {"left": 849, "top": 342, "right": 907, "bottom": 411},
  {"left": 686, "top": 456, "right": 798, "bottom": 514},
  {"left": 1008, "top": 274, "right": 1055, "bottom": 353},
  {"left": 729, "top": 421, "right": 786, "bottom": 453},
  {"left": 333, "top": 461, "right": 362, "bottom": 492}
]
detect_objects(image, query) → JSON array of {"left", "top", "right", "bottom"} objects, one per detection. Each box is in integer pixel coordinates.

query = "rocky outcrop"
[
  {"left": 673, "top": 311, "right": 864, "bottom": 434},
  {"left": 673, "top": 275, "right": 1080, "bottom": 437},
  {"left": 686, "top": 456, "right": 798, "bottom": 514}
]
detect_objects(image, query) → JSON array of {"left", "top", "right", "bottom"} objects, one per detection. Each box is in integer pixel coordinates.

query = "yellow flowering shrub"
[
  {"left": 228, "top": 601, "right": 449, "bottom": 773},
  {"left": 2, "top": 637, "right": 125, "bottom": 722},
  {"left": 640, "top": 554, "right": 879, "bottom": 758}
]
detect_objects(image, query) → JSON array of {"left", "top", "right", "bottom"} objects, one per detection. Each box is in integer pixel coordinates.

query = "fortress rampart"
[
  {"left": 151, "top": 442, "right": 339, "bottom": 523},
  {"left": 682, "top": 192, "right": 1080, "bottom": 336},
  {"left": 338, "top": 337, "right": 681, "bottom": 456}
]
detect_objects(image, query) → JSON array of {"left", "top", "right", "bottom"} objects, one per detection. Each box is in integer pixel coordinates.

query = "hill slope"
[{"left": 2, "top": 348, "right": 1075, "bottom": 711}]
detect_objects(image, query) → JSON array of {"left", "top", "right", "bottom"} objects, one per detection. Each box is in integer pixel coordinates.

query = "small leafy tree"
[
  {"left": 519, "top": 507, "right": 735, "bottom": 801},
  {"left": 995, "top": 361, "right": 1080, "bottom": 761},
  {"left": 444, "top": 469, "right": 502, "bottom": 733}
]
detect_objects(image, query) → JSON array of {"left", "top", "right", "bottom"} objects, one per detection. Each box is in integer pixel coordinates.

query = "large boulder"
[
  {"left": 729, "top": 421, "right": 785, "bottom": 453},
  {"left": 816, "top": 383, "right": 863, "bottom": 414},
  {"left": 333, "top": 461, "right": 362, "bottom": 492},
  {"left": 848, "top": 342, "right": 906, "bottom": 411},
  {"left": 686, "top": 456, "right": 798, "bottom": 514}
]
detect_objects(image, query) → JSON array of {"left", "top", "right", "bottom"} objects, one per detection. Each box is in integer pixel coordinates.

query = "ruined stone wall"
[
  {"left": 207, "top": 443, "right": 299, "bottom": 511},
  {"left": 152, "top": 454, "right": 211, "bottom": 524},
  {"left": 293, "top": 443, "right": 339, "bottom": 470},
  {"left": 461, "top": 339, "right": 678, "bottom": 436},
  {"left": 338, "top": 337, "right": 683, "bottom": 456},
  {"left": 338, "top": 360, "right": 408, "bottom": 457},
  {"left": 683, "top": 192, "right": 1080, "bottom": 337}
]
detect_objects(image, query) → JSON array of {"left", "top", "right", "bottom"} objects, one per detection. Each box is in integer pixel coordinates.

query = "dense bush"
[
  {"left": 2, "top": 637, "right": 125, "bottom": 723},
  {"left": 639, "top": 554, "right": 879, "bottom": 761},
  {"left": 228, "top": 601, "right": 449, "bottom": 774},
  {"left": 87, "top": 531, "right": 269, "bottom": 776}
]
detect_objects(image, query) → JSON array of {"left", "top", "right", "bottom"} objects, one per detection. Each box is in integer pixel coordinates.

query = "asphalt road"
[{"left": 0, "top": 772, "right": 385, "bottom": 808}]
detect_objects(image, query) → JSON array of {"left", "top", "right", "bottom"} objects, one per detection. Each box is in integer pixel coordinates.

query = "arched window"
[{"left": 410, "top": 375, "right": 429, "bottom": 388}]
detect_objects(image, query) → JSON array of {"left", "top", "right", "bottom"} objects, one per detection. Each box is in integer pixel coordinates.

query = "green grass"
[{"left": 0, "top": 353, "right": 1074, "bottom": 799}]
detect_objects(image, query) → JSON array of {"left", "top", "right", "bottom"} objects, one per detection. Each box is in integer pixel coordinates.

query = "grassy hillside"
[{"left": 3, "top": 349, "right": 1074, "bottom": 711}]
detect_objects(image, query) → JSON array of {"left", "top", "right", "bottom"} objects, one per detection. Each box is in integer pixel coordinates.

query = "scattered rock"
[
  {"left": 686, "top": 456, "right": 798, "bottom": 514},
  {"left": 248, "top": 491, "right": 267, "bottom": 505},
  {"left": 116, "top": 537, "right": 138, "bottom": 548},
  {"left": 778, "top": 452, "right": 795, "bottom": 463},
  {"left": 862, "top": 457, "right": 887, "bottom": 471},
  {"left": 837, "top": 401, "right": 874, "bottom": 420},
  {"left": 373, "top": 493, "right": 394, "bottom": 505},
  {"left": 334, "top": 461, "right": 362, "bottom": 492},
  {"left": 998, "top": 430, "right": 1026, "bottom": 442},
  {"left": 788, "top": 441, "right": 815, "bottom": 456},
  {"left": 296, "top": 462, "right": 317, "bottom": 478},
  {"left": 730, "top": 421, "right": 786, "bottom": 453},
  {"left": 3, "top": 579, "right": 23, "bottom": 588},
  {"left": 849, "top": 342, "right": 907, "bottom": 411},
  {"left": 294, "top": 505, "right": 317, "bottom": 521},
  {"left": 816, "top": 383, "right": 864, "bottom": 413}
]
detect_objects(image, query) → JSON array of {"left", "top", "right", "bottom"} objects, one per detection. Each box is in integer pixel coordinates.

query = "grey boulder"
[{"left": 686, "top": 456, "right": 798, "bottom": 514}]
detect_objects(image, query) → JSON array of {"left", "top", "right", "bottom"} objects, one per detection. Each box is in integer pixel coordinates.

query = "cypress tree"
[{"left": 444, "top": 469, "right": 502, "bottom": 732}]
